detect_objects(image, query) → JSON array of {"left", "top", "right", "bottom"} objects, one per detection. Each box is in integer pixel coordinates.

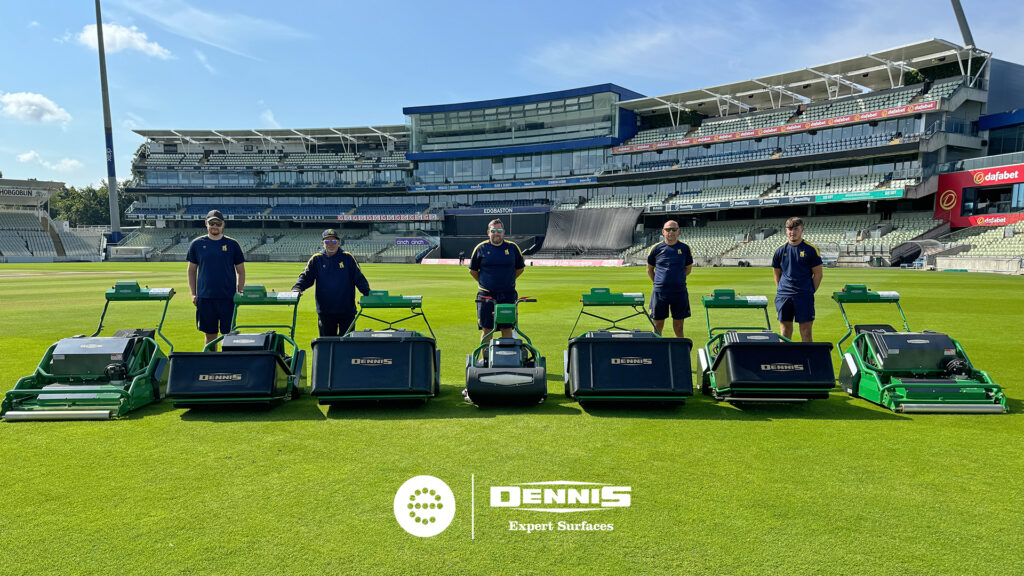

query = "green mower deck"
[
  {"left": 833, "top": 284, "right": 1007, "bottom": 413},
  {"left": 2, "top": 281, "right": 175, "bottom": 421}
]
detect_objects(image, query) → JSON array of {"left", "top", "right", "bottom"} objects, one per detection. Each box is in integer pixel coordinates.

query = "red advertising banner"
[
  {"left": 935, "top": 163, "right": 1024, "bottom": 227},
  {"left": 612, "top": 100, "right": 939, "bottom": 154}
]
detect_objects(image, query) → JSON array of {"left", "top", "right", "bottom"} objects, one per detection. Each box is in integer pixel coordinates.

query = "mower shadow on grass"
[
  {"left": 1003, "top": 396, "right": 1022, "bottom": 413},
  {"left": 121, "top": 397, "right": 182, "bottom": 420},
  {"left": 677, "top": 394, "right": 911, "bottom": 421},
  {"left": 323, "top": 383, "right": 581, "bottom": 421},
  {"left": 176, "top": 395, "right": 327, "bottom": 423}
]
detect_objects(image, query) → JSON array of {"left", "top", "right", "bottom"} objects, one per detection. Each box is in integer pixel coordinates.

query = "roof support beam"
[
  {"left": 806, "top": 69, "right": 867, "bottom": 99},
  {"left": 750, "top": 81, "right": 809, "bottom": 108},
  {"left": 866, "top": 55, "right": 914, "bottom": 89},
  {"left": 701, "top": 90, "right": 752, "bottom": 117}
]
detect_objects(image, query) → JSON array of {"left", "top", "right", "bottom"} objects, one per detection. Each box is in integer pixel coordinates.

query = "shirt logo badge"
[
  {"left": 339, "top": 262, "right": 344, "bottom": 269},
  {"left": 677, "top": 249, "right": 682, "bottom": 254},
  {"left": 504, "top": 249, "right": 509, "bottom": 255},
  {"left": 222, "top": 245, "right": 228, "bottom": 252},
  {"left": 800, "top": 251, "right": 805, "bottom": 257}
]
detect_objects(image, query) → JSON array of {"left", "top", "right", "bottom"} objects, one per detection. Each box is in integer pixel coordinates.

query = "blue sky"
[{"left": 1, "top": 0, "right": 1021, "bottom": 187}]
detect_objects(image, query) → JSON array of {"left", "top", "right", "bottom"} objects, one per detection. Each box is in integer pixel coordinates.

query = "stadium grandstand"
[
  {"left": 113, "top": 38, "right": 1024, "bottom": 272},
  {"left": 0, "top": 178, "right": 106, "bottom": 263}
]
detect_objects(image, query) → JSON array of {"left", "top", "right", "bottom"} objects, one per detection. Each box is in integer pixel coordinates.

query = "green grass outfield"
[{"left": 1, "top": 263, "right": 1022, "bottom": 575}]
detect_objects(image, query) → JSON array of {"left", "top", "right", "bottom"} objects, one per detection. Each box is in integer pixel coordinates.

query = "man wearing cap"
[
  {"left": 186, "top": 210, "right": 245, "bottom": 348},
  {"left": 772, "top": 216, "right": 823, "bottom": 342},
  {"left": 646, "top": 219, "right": 693, "bottom": 337},
  {"left": 469, "top": 219, "right": 524, "bottom": 342},
  {"left": 292, "top": 229, "right": 371, "bottom": 337}
]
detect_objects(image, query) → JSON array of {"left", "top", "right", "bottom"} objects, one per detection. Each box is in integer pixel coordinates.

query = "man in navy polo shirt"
[
  {"left": 772, "top": 216, "right": 823, "bottom": 342},
  {"left": 186, "top": 210, "right": 245, "bottom": 348},
  {"left": 469, "top": 218, "right": 525, "bottom": 342},
  {"left": 292, "top": 228, "right": 371, "bottom": 337},
  {"left": 647, "top": 219, "right": 693, "bottom": 337}
]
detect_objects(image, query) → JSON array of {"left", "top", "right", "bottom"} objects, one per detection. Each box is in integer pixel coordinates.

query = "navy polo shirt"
[
  {"left": 292, "top": 250, "right": 371, "bottom": 315},
  {"left": 469, "top": 240, "right": 525, "bottom": 293},
  {"left": 772, "top": 240, "right": 823, "bottom": 296},
  {"left": 647, "top": 241, "right": 694, "bottom": 295},
  {"left": 186, "top": 235, "right": 244, "bottom": 299}
]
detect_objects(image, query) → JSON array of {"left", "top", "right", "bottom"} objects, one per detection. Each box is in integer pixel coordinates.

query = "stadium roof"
[
  {"left": 134, "top": 125, "right": 409, "bottom": 147},
  {"left": 620, "top": 39, "right": 990, "bottom": 120},
  {"left": 403, "top": 84, "right": 646, "bottom": 115}
]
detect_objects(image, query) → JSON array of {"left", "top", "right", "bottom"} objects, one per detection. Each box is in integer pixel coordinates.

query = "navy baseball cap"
[
  {"left": 205, "top": 210, "right": 225, "bottom": 222},
  {"left": 322, "top": 229, "right": 339, "bottom": 239}
]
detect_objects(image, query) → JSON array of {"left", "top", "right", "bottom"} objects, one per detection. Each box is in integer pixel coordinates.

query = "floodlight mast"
[
  {"left": 950, "top": 0, "right": 975, "bottom": 48},
  {"left": 95, "top": 0, "right": 122, "bottom": 242}
]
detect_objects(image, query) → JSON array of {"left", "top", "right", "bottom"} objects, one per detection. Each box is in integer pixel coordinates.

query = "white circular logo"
[{"left": 393, "top": 475, "right": 455, "bottom": 537}]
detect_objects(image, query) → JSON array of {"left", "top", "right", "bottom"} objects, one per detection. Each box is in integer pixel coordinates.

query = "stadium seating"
[
  {"left": 768, "top": 175, "right": 884, "bottom": 197},
  {"left": 0, "top": 231, "right": 32, "bottom": 257},
  {"left": 181, "top": 204, "right": 270, "bottom": 218},
  {"left": 351, "top": 204, "right": 429, "bottom": 215},
  {"left": 58, "top": 229, "right": 104, "bottom": 260},
  {"left": 921, "top": 77, "right": 964, "bottom": 101},
  {"left": 142, "top": 153, "right": 203, "bottom": 167},
  {"left": 205, "top": 153, "right": 281, "bottom": 166},
  {"left": 0, "top": 210, "right": 42, "bottom": 230},
  {"left": 690, "top": 108, "right": 797, "bottom": 137},
  {"left": 583, "top": 190, "right": 673, "bottom": 209},
  {"left": 800, "top": 86, "right": 921, "bottom": 122},
  {"left": 725, "top": 214, "right": 881, "bottom": 259},
  {"left": 471, "top": 199, "right": 550, "bottom": 208},
  {"left": 942, "top": 223, "right": 1024, "bottom": 257},
  {"left": 856, "top": 212, "right": 944, "bottom": 250},
  {"left": 120, "top": 228, "right": 180, "bottom": 250},
  {"left": 624, "top": 127, "right": 693, "bottom": 146},
  {"left": 688, "top": 183, "right": 773, "bottom": 203},
  {"left": 269, "top": 204, "right": 355, "bottom": 217}
]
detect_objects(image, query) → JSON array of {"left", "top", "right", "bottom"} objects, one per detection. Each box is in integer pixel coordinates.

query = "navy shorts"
[
  {"left": 776, "top": 293, "right": 815, "bottom": 323},
  {"left": 650, "top": 290, "right": 691, "bottom": 321},
  {"left": 477, "top": 290, "right": 517, "bottom": 331},
  {"left": 196, "top": 297, "right": 234, "bottom": 334},
  {"left": 319, "top": 311, "right": 356, "bottom": 337}
]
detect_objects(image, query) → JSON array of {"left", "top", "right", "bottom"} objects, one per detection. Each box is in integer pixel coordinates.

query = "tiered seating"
[
  {"left": 943, "top": 223, "right": 1024, "bottom": 257},
  {"left": 120, "top": 228, "right": 179, "bottom": 250},
  {"left": 800, "top": 87, "right": 920, "bottom": 122},
  {"left": 471, "top": 199, "right": 549, "bottom": 208},
  {"left": 634, "top": 148, "right": 774, "bottom": 173},
  {"left": 726, "top": 214, "right": 880, "bottom": 259},
  {"left": 955, "top": 223, "right": 1024, "bottom": 257},
  {"left": 143, "top": 153, "right": 203, "bottom": 166},
  {"left": 691, "top": 108, "right": 796, "bottom": 137},
  {"left": 625, "top": 127, "right": 692, "bottom": 145},
  {"left": 351, "top": 204, "right": 428, "bottom": 215},
  {"left": 58, "top": 229, "right": 104, "bottom": 259},
  {"left": 284, "top": 152, "right": 358, "bottom": 165},
  {"left": 373, "top": 153, "right": 409, "bottom": 163},
  {"left": 128, "top": 204, "right": 179, "bottom": 218},
  {"left": 269, "top": 204, "right": 355, "bottom": 217},
  {"left": 251, "top": 230, "right": 323, "bottom": 256},
  {"left": 554, "top": 201, "right": 579, "bottom": 211},
  {"left": 20, "top": 231, "right": 57, "bottom": 257},
  {"left": 378, "top": 243, "right": 430, "bottom": 258},
  {"left": 769, "top": 175, "right": 884, "bottom": 197},
  {"left": 0, "top": 210, "right": 42, "bottom": 230},
  {"left": 583, "top": 190, "right": 673, "bottom": 209},
  {"left": 342, "top": 239, "right": 391, "bottom": 259},
  {"left": 857, "top": 212, "right": 943, "bottom": 250},
  {"left": 691, "top": 183, "right": 772, "bottom": 203},
  {"left": 225, "top": 229, "right": 265, "bottom": 252},
  {"left": 180, "top": 204, "right": 270, "bottom": 218},
  {"left": 921, "top": 77, "right": 964, "bottom": 100},
  {"left": 205, "top": 153, "right": 280, "bottom": 166},
  {"left": 781, "top": 131, "right": 902, "bottom": 157},
  {"left": 0, "top": 232, "right": 31, "bottom": 256},
  {"left": 886, "top": 177, "right": 920, "bottom": 190}
]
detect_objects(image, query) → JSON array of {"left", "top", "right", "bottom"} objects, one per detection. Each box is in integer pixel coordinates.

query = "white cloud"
[
  {"left": 260, "top": 109, "right": 281, "bottom": 129},
  {"left": 0, "top": 92, "right": 72, "bottom": 125},
  {"left": 195, "top": 49, "right": 216, "bottom": 74},
  {"left": 17, "top": 150, "right": 84, "bottom": 173},
  {"left": 122, "top": 111, "right": 146, "bottom": 130},
  {"left": 28, "top": 21, "right": 40, "bottom": 28},
  {"left": 77, "top": 23, "right": 172, "bottom": 59},
  {"left": 121, "top": 0, "right": 307, "bottom": 59}
]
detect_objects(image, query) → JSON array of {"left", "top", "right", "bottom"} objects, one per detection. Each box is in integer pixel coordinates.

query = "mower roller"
[
  {"left": 2, "top": 281, "right": 175, "bottom": 421},
  {"left": 564, "top": 288, "right": 692, "bottom": 405},
  {"left": 463, "top": 296, "right": 546, "bottom": 407},
  {"left": 833, "top": 284, "right": 1006, "bottom": 413},
  {"left": 166, "top": 285, "right": 304, "bottom": 408},
  {"left": 310, "top": 290, "right": 440, "bottom": 404},
  {"left": 698, "top": 289, "right": 835, "bottom": 403}
]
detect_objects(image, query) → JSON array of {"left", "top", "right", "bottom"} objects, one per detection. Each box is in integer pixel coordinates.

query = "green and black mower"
[
  {"left": 166, "top": 286, "right": 304, "bottom": 408},
  {"left": 464, "top": 296, "right": 546, "bottom": 406},
  {"left": 698, "top": 289, "right": 835, "bottom": 403},
  {"left": 310, "top": 290, "right": 440, "bottom": 404},
  {"left": 2, "top": 281, "right": 175, "bottom": 421},
  {"left": 564, "top": 288, "right": 692, "bottom": 406},
  {"left": 833, "top": 284, "right": 1006, "bottom": 413}
]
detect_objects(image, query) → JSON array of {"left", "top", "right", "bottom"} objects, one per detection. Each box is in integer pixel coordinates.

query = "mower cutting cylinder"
[{"left": 2, "top": 410, "right": 113, "bottom": 421}]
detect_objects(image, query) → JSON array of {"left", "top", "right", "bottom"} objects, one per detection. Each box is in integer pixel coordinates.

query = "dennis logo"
[
  {"left": 491, "top": 481, "right": 631, "bottom": 512},
  {"left": 352, "top": 357, "right": 393, "bottom": 366},
  {"left": 761, "top": 363, "right": 805, "bottom": 372},
  {"left": 199, "top": 373, "right": 243, "bottom": 381},
  {"left": 610, "top": 357, "right": 653, "bottom": 366}
]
